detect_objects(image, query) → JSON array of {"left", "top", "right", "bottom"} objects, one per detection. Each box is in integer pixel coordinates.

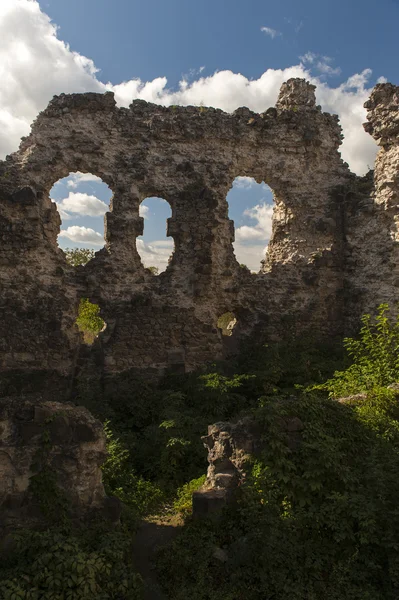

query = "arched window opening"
[
  {"left": 217, "top": 312, "right": 238, "bottom": 337},
  {"left": 50, "top": 171, "right": 112, "bottom": 253},
  {"left": 76, "top": 298, "right": 106, "bottom": 346},
  {"left": 136, "top": 197, "right": 174, "bottom": 274},
  {"left": 226, "top": 177, "right": 275, "bottom": 273}
]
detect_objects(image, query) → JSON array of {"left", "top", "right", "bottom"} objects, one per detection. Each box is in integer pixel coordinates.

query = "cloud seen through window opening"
[{"left": 59, "top": 226, "right": 104, "bottom": 246}]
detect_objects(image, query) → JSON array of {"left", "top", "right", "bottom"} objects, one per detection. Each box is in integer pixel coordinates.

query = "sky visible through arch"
[{"left": 2, "top": 0, "right": 398, "bottom": 269}]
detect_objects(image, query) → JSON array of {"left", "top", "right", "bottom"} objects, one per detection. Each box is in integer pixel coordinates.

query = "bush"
[
  {"left": 102, "top": 422, "right": 164, "bottom": 518},
  {"left": 157, "top": 305, "right": 399, "bottom": 599},
  {"left": 173, "top": 475, "right": 206, "bottom": 518},
  {"left": 0, "top": 527, "right": 143, "bottom": 600},
  {"left": 158, "top": 389, "right": 399, "bottom": 599},
  {"left": 76, "top": 298, "right": 105, "bottom": 344},
  {"left": 321, "top": 303, "right": 399, "bottom": 397}
]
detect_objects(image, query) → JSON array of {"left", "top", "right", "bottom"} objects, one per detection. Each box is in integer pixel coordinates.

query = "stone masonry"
[
  {"left": 0, "top": 78, "right": 398, "bottom": 395},
  {"left": 0, "top": 397, "right": 117, "bottom": 536}
]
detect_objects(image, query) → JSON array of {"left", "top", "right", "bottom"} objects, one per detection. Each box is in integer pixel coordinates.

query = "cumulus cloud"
[
  {"left": 235, "top": 203, "right": 274, "bottom": 242},
  {"left": 0, "top": 0, "right": 102, "bottom": 157},
  {"left": 58, "top": 226, "right": 104, "bottom": 245},
  {"left": 233, "top": 242, "right": 268, "bottom": 272},
  {"left": 139, "top": 205, "right": 150, "bottom": 219},
  {"left": 66, "top": 172, "right": 103, "bottom": 188},
  {"left": 55, "top": 192, "right": 108, "bottom": 217},
  {"left": 136, "top": 238, "right": 174, "bottom": 271},
  {"left": 261, "top": 26, "right": 282, "bottom": 39},
  {"left": 0, "top": 0, "right": 382, "bottom": 175},
  {"left": 233, "top": 202, "right": 274, "bottom": 271}
]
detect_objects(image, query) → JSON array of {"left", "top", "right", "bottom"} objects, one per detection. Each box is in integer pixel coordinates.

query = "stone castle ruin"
[{"left": 0, "top": 78, "right": 398, "bottom": 397}]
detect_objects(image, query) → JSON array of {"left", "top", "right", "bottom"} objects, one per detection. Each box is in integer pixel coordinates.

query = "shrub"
[
  {"left": 173, "top": 475, "right": 206, "bottom": 518},
  {"left": 76, "top": 298, "right": 105, "bottom": 343},
  {"left": 321, "top": 303, "right": 399, "bottom": 397},
  {"left": 157, "top": 389, "right": 399, "bottom": 599},
  {"left": 0, "top": 527, "right": 143, "bottom": 600},
  {"left": 102, "top": 422, "right": 164, "bottom": 518}
]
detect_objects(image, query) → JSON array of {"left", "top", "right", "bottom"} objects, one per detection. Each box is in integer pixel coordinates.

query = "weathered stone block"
[{"left": 0, "top": 396, "right": 114, "bottom": 536}]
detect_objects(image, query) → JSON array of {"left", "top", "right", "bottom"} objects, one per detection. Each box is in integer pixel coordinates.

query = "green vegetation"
[
  {"left": 320, "top": 303, "right": 399, "bottom": 397},
  {"left": 156, "top": 304, "right": 399, "bottom": 599},
  {"left": 64, "top": 247, "right": 95, "bottom": 267},
  {"left": 0, "top": 527, "right": 143, "bottom": 600},
  {"left": 4, "top": 303, "right": 399, "bottom": 599},
  {"left": 173, "top": 475, "right": 206, "bottom": 518},
  {"left": 217, "top": 311, "right": 236, "bottom": 336},
  {"left": 147, "top": 265, "right": 159, "bottom": 275},
  {"left": 64, "top": 249, "right": 105, "bottom": 345},
  {"left": 76, "top": 298, "right": 105, "bottom": 345}
]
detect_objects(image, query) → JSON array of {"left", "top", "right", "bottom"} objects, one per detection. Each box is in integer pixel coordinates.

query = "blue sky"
[
  {"left": 43, "top": 0, "right": 398, "bottom": 87},
  {"left": 1, "top": 0, "right": 398, "bottom": 270}
]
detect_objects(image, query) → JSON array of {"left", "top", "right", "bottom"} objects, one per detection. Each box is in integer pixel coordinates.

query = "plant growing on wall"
[{"left": 76, "top": 298, "right": 105, "bottom": 345}]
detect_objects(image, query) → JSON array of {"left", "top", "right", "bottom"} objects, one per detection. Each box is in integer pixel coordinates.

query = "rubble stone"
[{"left": 0, "top": 396, "right": 112, "bottom": 536}]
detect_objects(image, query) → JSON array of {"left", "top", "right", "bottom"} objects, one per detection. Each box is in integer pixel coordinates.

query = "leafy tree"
[
  {"left": 64, "top": 247, "right": 95, "bottom": 267},
  {"left": 147, "top": 266, "right": 159, "bottom": 275}
]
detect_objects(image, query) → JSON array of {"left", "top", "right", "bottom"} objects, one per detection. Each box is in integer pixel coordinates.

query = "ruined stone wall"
[
  {"left": 0, "top": 396, "right": 117, "bottom": 536},
  {"left": 0, "top": 78, "right": 398, "bottom": 393},
  {"left": 343, "top": 83, "right": 399, "bottom": 323}
]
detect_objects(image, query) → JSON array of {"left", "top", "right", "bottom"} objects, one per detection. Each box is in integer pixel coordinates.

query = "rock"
[
  {"left": 192, "top": 488, "right": 229, "bottom": 517},
  {"left": 0, "top": 396, "right": 111, "bottom": 535},
  {"left": 194, "top": 410, "right": 305, "bottom": 517},
  {"left": 212, "top": 546, "right": 228, "bottom": 563}
]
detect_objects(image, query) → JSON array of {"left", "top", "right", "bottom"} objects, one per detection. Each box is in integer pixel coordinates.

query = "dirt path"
[{"left": 132, "top": 515, "right": 183, "bottom": 600}]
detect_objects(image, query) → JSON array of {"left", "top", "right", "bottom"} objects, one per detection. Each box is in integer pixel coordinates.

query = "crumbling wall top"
[
  {"left": 275, "top": 78, "right": 317, "bottom": 110},
  {"left": 364, "top": 83, "right": 399, "bottom": 146}
]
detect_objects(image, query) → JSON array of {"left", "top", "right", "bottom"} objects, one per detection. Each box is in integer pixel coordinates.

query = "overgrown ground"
[{"left": 2, "top": 304, "right": 399, "bottom": 599}]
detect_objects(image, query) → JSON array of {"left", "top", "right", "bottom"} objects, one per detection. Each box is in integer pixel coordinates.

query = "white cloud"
[
  {"left": 232, "top": 177, "right": 274, "bottom": 193},
  {"left": 316, "top": 62, "right": 341, "bottom": 77},
  {"left": 55, "top": 192, "right": 108, "bottom": 217},
  {"left": 66, "top": 172, "right": 103, "bottom": 188},
  {"left": 233, "top": 203, "right": 274, "bottom": 270},
  {"left": 300, "top": 52, "right": 316, "bottom": 64},
  {"left": 0, "top": 0, "right": 382, "bottom": 176},
  {"left": 260, "top": 26, "right": 281, "bottom": 39},
  {"left": 233, "top": 242, "right": 267, "bottom": 272},
  {"left": 0, "top": 0, "right": 102, "bottom": 157},
  {"left": 57, "top": 207, "right": 73, "bottom": 222},
  {"left": 136, "top": 238, "right": 174, "bottom": 272},
  {"left": 139, "top": 204, "right": 150, "bottom": 219},
  {"left": 58, "top": 226, "right": 104, "bottom": 245},
  {"left": 233, "top": 176, "right": 258, "bottom": 189},
  {"left": 235, "top": 203, "right": 274, "bottom": 243},
  {"left": 300, "top": 52, "right": 341, "bottom": 77}
]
